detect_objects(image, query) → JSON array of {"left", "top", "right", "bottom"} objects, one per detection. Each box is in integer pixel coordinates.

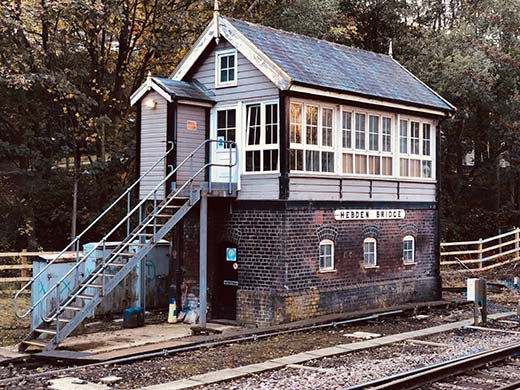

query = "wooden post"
[
  {"left": 515, "top": 228, "right": 519, "bottom": 258},
  {"left": 199, "top": 191, "right": 208, "bottom": 328},
  {"left": 20, "top": 249, "right": 28, "bottom": 290},
  {"left": 478, "top": 239, "right": 483, "bottom": 269}
]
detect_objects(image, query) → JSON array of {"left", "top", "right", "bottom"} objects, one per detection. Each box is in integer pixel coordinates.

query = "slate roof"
[
  {"left": 225, "top": 18, "right": 454, "bottom": 112},
  {"left": 153, "top": 77, "right": 215, "bottom": 102}
]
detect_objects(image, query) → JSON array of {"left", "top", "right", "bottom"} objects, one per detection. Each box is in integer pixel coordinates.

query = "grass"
[{"left": 0, "top": 295, "right": 30, "bottom": 347}]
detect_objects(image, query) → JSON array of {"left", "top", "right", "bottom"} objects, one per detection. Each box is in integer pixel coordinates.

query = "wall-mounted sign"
[
  {"left": 186, "top": 120, "right": 197, "bottom": 130},
  {"left": 334, "top": 209, "right": 405, "bottom": 221},
  {"left": 226, "top": 247, "right": 237, "bottom": 262}
]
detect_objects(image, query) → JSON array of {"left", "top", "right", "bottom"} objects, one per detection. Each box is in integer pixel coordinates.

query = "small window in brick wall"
[
  {"left": 403, "top": 235, "right": 415, "bottom": 264},
  {"left": 319, "top": 240, "right": 334, "bottom": 271},
  {"left": 363, "top": 238, "right": 377, "bottom": 268}
]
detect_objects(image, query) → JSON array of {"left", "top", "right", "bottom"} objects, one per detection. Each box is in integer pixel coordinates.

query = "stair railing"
[
  {"left": 13, "top": 142, "right": 174, "bottom": 318},
  {"left": 17, "top": 139, "right": 236, "bottom": 326}
]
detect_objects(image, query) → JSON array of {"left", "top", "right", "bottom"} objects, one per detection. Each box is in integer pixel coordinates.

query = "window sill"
[
  {"left": 215, "top": 82, "right": 238, "bottom": 89},
  {"left": 319, "top": 269, "right": 337, "bottom": 274},
  {"left": 363, "top": 265, "right": 379, "bottom": 269},
  {"left": 403, "top": 262, "right": 416, "bottom": 266}
]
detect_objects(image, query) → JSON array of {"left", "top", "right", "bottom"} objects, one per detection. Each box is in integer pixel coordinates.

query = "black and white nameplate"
[{"left": 334, "top": 209, "right": 405, "bottom": 221}]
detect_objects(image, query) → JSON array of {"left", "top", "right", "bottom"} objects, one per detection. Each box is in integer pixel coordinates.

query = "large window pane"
[
  {"left": 305, "top": 150, "right": 320, "bottom": 171},
  {"left": 263, "top": 149, "right": 278, "bottom": 171},
  {"left": 400, "top": 158, "right": 409, "bottom": 176},
  {"left": 382, "top": 117, "right": 392, "bottom": 152},
  {"left": 290, "top": 149, "right": 303, "bottom": 171},
  {"left": 290, "top": 104, "right": 302, "bottom": 143},
  {"left": 423, "top": 123, "right": 431, "bottom": 156},
  {"left": 265, "top": 103, "right": 278, "bottom": 145},
  {"left": 342, "top": 111, "right": 352, "bottom": 149},
  {"left": 306, "top": 105, "right": 318, "bottom": 145},
  {"left": 355, "top": 154, "right": 367, "bottom": 174},
  {"left": 369, "top": 115, "right": 379, "bottom": 151},
  {"left": 246, "top": 104, "right": 261, "bottom": 145},
  {"left": 410, "top": 159, "right": 421, "bottom": 177},
  {"left": 382, "top": 157, "right": 392, "bottom": 176},
  {"left": 355, "top": 113, "right": 366, "bottom": 150},
  {"left": 422, "top": 160, "right": 432, "bottom": 178},
  {"left": 400, "top": 120, "right": 408, "bottom": 153},
  {"left": 321, "top": 152, "right": 334, "bottom": 173},
  {"left": 343, "top": 153, "right": 353, "bottom": 174},
  {"left": 245, "top": 150, "right": 260, "bottom": 172},
  {"left": 411, "top": 121, "right": 420, "bottom": 155},
  {"left": 369, "top": 155, "right": 381, "bottom": 175},
  {"left": 217, "top": 109, "right": 236, "bottom": 148},
  {"left": 322, "top": 108, "right": 333, "bottom": 147}
]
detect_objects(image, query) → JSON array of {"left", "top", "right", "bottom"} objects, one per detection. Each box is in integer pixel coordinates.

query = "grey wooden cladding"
[
  {"left": 176, "top": 104, "right": 206, "bottom": 188},
  {"left": 238, "top": 174, "right": 280, "bottom": 200},
  {"left": 288, "top": 176, "right": 436, "bottom": 202},
  {"left": 140, "top": 91, "right": 166, "bottom": 200},
  {"left": 191, "top": 40, "right": 278, "bottom": 103}
]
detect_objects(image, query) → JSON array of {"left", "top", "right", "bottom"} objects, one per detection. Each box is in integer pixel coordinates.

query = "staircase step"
[
  {"left": 128, "top": 243, "right": 146, "bottom": 247},
  {"left": 34, "top": 328, "right": 57, "bottom": 335},
  {"left": 137, "top": 233, "right": 154, "bottom": 237},
  {"left": 76, "top": 294, "right": 94, "bottom": 300},
  {"left": 143, "top": 223, "right": 165, "bottom": 228},
  {"left": 116, "top": 252, "right": 135, "bottom": 257},
  {"left": 80, "top": 283, "right": 103, "bottom": 288},
  {"left": 154, "top": 214, "right": 174, "bottom": 218},
  {"left": 22, "top": 340, "right": 47, "bottom": 348},
  {"left": 108, "top": 263, "right": 125, "bottom": 268},
  {"left": 163, "top": 205, "right": 182, "bottom": 209},
  {"left": 63, "top": 306, "right": 82, "bottom": 311}
]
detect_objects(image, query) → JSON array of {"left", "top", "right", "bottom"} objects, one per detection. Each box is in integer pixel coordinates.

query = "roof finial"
[
  {"left": 214, "top": 0, "right": 220, "bottom": 45},
  {"left": 147, "top": 71, "right": 152, "bottom": 79},
  {"left": 388, "top": 39, "right": 393, "bottom": 57}
]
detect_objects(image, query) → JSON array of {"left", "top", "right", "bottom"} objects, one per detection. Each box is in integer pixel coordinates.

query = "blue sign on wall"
[{"left": 226, "top": 247, "right": 237, "bottom": 262}]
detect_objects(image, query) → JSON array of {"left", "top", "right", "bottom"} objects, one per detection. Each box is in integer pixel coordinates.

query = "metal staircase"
[{"left": 13, "top": 139, "right": 237, "bottom": 352}]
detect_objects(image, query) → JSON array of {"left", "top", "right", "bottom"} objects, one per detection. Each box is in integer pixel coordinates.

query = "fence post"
[
  {"left": 478, "top": 239, "right": 483, "bottom": 268},
  {"left": 515, "top": 228, "right": 520, "bottom": 258},
  {"left": 20, "top": 249, "right": 28, "bottom": 290}
]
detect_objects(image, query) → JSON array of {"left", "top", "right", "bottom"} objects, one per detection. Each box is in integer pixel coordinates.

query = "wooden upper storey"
[{"left": 133, "top": 16, "right": 454, "bottom": 203}]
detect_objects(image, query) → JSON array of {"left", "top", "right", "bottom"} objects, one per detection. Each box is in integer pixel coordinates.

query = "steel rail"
[
  {"left": 344, "top": 341, "right": 520, "bottom": 390},
  {"left": 0, "top": 309, "right": 404, "bottom": 385}
]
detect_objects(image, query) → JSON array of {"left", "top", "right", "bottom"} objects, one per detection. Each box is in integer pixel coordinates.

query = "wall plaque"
[
  {"left": 334, "top": 209, "right": 405, "bottom": 221},
  {"left": 186, "top": 120, "right": 197, "bottom": 130}
]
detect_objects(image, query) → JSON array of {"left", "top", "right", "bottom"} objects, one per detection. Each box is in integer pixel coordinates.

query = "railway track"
[{"left": 346, "top": 341, "right": 520, "bottom": 390}]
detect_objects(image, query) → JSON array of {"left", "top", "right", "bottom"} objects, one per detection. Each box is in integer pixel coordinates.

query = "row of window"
[
  {"left": 214, "top": 101, "right": 435, "bottom": 179},
  {"left": 290, "top": 102, "right": 434, "bottom": 179},
  {"left": 318, "top": 236, "right": 416, "bottom": 271}
]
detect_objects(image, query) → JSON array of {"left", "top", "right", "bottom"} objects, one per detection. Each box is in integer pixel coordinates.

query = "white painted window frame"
[
  {"left": 319, "top": 239, "right": 335, "bottom": 272},
  {"left": 403, "top": 235, "right": 415, "bottom": 264},
  {"left": 243, "top": 99, "right": 280, "bottom": 174},
  {"left": 397, "top": 114, "right": 435, "bottom": 180},
  {"left": 363, "top": 237, "right": 378, "bottom": 268},
  {"left": 215, "top": 49, "right": 238, "bottom": 88},
  {"left": 340, "top": 106, "right": 394, "bottom": 177},
  {"left": 289, "top": 100, "right": 336, "bottom": 174}
]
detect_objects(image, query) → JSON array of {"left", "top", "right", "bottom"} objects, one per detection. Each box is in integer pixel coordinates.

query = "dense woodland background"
[{"left": 0, "top": 0, "right": 518, "bottom": 251}]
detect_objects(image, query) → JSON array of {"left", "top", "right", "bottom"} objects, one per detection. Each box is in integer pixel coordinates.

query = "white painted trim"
[
  {"left": 130, "top": 78, "right": 172, "bottom": 106},
  {"left": 177, "top": 99, "right": 213, "bottom": 108},
  {"left": 289, "top": 85, "right": 448, "bottom": 117},
  {"left": 319, "top": 239, "right": 335, "bottom": 271},
  {"left": 215, "top": 49, "right": 238, "bottom": 88},
  {"left": 219, "top": 18, "right": 292, "bottom": 90}
]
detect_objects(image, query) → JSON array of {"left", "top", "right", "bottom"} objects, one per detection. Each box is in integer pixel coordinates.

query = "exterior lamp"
[{"left": 145, "top": 98, "right": 157, "bottom": 109}]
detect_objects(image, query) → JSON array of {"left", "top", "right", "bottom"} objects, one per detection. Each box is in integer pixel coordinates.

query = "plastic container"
[{"left": 122, "top": 307, "right": 145, "bottom": 328}]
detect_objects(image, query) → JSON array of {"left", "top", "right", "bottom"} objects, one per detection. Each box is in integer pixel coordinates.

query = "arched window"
[
  {"left": 403, "top": 235, "right": 415, "bottom": 264},
  {"left": 363, "top": 238, "right": 377, "bottom": 267},
  {"left": 319, "top": 239, "right": 334, "bottom": 271}
]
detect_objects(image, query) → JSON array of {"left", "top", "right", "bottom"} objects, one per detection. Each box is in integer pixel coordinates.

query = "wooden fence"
[
  {"left": 440, "top": 228, "right": 520, "bottom": 271},
  {"left": 0, "top": 251, "right": 59, "bottom": 295}
]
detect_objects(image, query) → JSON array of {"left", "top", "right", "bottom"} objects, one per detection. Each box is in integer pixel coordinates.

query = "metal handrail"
[
  {"left": 13, "top": 141, "right": 174, "bottom": 318},
  {"left": 27, "top": 139, "right": 237, "bottom": 324},
  {"left": 45, "top": 144, "right": 237, "bottom": 323}
]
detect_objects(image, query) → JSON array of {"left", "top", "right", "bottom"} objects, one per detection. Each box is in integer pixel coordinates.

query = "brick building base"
[{"left": 176, "top": 199, "right": 441, "bottom": 327}]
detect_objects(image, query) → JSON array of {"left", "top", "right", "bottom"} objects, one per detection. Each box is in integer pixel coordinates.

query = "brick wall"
[{"left": 175, "top": 200, "right": 441, "bottom": 326}]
